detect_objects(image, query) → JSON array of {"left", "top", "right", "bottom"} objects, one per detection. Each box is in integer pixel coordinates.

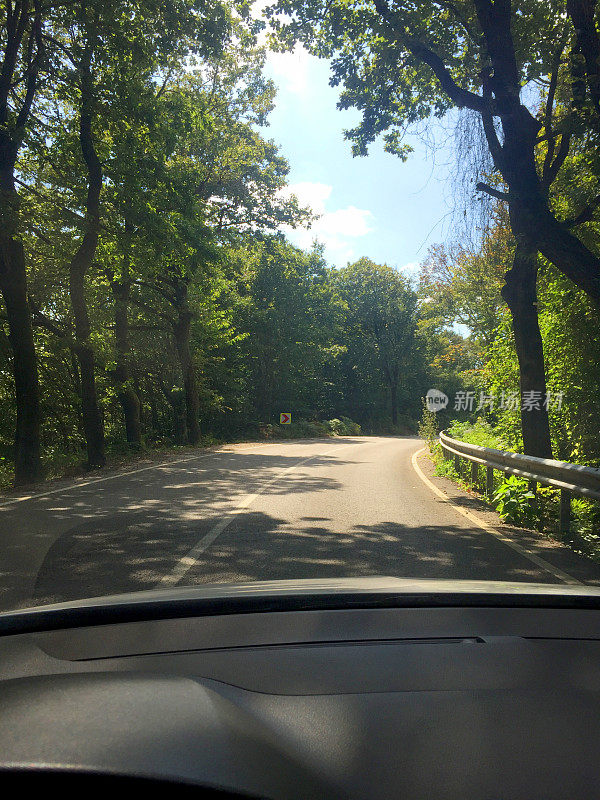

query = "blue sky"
[{"left": 262, "top": 44, "right": 459, "bottom": 275}]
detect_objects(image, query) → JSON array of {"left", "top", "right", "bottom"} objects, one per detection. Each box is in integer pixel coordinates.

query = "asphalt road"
[{"left": 1, "top": 435, "right": 599, "bottom": 611}]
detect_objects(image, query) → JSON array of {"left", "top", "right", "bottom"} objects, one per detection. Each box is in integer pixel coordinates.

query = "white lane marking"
[
  {"left": 159, "top": 440, "right": 367, "bottom": 587},
  {"left": 411, "top": 447, "right": 581, "bottom": 585},
  {"left": 0, "top": 440, "right": 334, "bottom": 509},
  {"left": 0, "top": 454, "right": 215, "bottom": 509}
]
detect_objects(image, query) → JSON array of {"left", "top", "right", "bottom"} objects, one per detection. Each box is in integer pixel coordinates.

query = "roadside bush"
[
  {"left": 326, "top": 418, "right": 345, "bottom": 435},
  {"left": 340, "top": 416, "right": 361, "bottom": 435},
  {"left": 492, "top": 475, "right": 536, "bottom": 527},
  {"left": 274, "top": 419, "right": 329, "bottom": 439},
  {"left": 433, "top": 455, "right": 460, "bottom": 481},
  {"left": 418, "top": 401, "right": 438, "bottom": 451},
  {"left": 447, "top": 417, "right": 505, "bottom": 450},
  {"left": 570, "top": 497, "right": 600, "bottom": 554},
  {"left": 272, "top": 417, "right": 362, "bottom": 439},
  {"left": 0, "top": 455, "right": 12, "bottom": 491},
  {"left": 371, "top": 415, "right": 418, "bottom": 435},
  {"left": 259, "top": 423, "right": 274, "bottom": 439},
  {"left": 326, "top": 417, "right": 362, "bottom": 436}
]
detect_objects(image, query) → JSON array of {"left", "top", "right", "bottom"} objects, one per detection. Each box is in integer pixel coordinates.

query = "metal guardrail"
[{"left": 439, "top": 430, "right": 600, "bottom": 535}]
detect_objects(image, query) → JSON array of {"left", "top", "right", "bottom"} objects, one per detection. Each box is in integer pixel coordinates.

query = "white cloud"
[
  {"left": 265, "top": 45, "right": 311, "bottom": 96},
  {"left": 283, "top": 181, "right": 331, "bottom": 214},
  {"left": 320, "top": 206, "right": 373, "bottom": 238},
  {"left": 280, "top": 181, "right": 374, "bottom": 266},
  {"left": 400, "top": 261, "right": 420, "bottom": 276}
]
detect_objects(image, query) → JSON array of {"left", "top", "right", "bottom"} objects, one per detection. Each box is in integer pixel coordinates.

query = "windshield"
[{"left": 1, "top": 0, "right": 600, "bottom": 612}]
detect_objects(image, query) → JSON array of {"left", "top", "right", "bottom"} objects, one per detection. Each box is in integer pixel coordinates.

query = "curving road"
[{"left": 1, "top": 436, "right": 599, "bottom": 610}]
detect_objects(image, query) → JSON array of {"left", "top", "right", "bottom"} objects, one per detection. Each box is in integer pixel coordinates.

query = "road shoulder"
[{"left": 414, "top": 447, "right": 600, "bottom": 586}]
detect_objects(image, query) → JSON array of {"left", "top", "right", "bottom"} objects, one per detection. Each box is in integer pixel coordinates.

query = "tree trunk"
[
  {"left": 146, "top": 377, "right": 161, "bottom": 433},
  {"left": 471, "top": 0, "right": 600, "bottom": 305},
  {"left": 172, "top": 284, "right": 200, "bottom": 445},
  {"left": 112, "top": 277, "right": 142, "bottom": 448},
  {"left": 390, "top": 380, "right": 398, "bottom": 426},
  {"left": 257, "top": 351, "right": 275, "bottom": 422},
  {"left": 533, "top": 208, "right": 600, "bottom": 302},
  {"left": 498, "top": 97, "right": 600, "bottom": 303},
  {"left": 110, "top": 216, "right": 142, "bottom": 448},
  {"left": 166, "top": 387, "right": 187, "bottom": 444},
  {"left": 567, "top": 0, "right": 600, "bottom": 119},
  {"left": 0, "top": 237, "right": 42, "bottom": 485},
  {"left": 68, "top": 50, "right": 105, "bottom": 469},
  {"left": 0, "top": 3, "right": 44, "bottom": 486},
  {"left": 70, "top": 281, "right": 105, "bottom": 471},
  {"left": 501, "top": 242, "right": 553, "bottom": 459},
  {"left": 387, "top": 0, "right": 600, "bottom": 306}
]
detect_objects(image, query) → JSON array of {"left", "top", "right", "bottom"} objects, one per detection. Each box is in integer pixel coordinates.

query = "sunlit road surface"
[{"left": 1, "top": 436, "right": 600, "bottom": 610}]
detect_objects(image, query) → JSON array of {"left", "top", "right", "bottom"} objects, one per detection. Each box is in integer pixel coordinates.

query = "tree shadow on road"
[
  {"left": 32, "top": 510, "right": 600, "bottom": 607},
  {"left": 180, "top": 516, "right": 572, "bottom": 586},
  {"left": 1, "top": 449, "right": 360, "bottom": 609}
]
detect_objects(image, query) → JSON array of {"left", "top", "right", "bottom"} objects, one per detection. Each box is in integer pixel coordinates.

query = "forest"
[
  {"left": 2, "top": 0, "right": 600, "bottom": 489},
  {"left": 0, "top": 0, "right": 436, "bottom": 487}
]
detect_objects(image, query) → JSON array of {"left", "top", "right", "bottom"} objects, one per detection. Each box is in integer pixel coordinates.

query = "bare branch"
[
  {"left": 479, "top": 73, "right": 504, "bottom": 170},
  {"left": 133, "top": 278, "right": 177, "bottom": 306},
  {"left": 129, "top": 295, "right": 174, "bottom": 325},
  {"left": 542, "top": 33, "right": 568, "bottom": 183},
  {"left": 155, "top": 67, "right": 174, "bottom": 99},
  {"left": 475, "top": 182, "right": 509, "bottom": 201},
  {"left": 14, "top": 176, "right": 89, "bottom": 226}
]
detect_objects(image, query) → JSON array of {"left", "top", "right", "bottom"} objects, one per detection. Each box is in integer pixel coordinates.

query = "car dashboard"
[{"left": 0, "top": 579, "right": 599, "bottom": 799}]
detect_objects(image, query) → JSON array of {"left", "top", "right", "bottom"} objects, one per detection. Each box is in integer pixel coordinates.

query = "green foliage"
[
  {"left": 418, "top": 401, "right": 438, "bottom": 451},
  {"left": 268, "top": 0, "right": 566, "bottom": 162},
  {"left": 0, "top": 0, "right": 508, "bottom": 487},
  {"left": 570, "top": 498, "right": 600, "bottom": 555},
  {"left": 331, "top": 257, "right": 423, "bottom": 429},
  {"left": 446, "top": 418, "right": 504, "bottom": 450},
  {"left": 433, "top": 455, "right": 460, "bottom": 482},
  {"left": 326, "top": 417, "right": 362, "bottom": 435},
  {"left": 492, "top": 475, "right": 536, "bottom": 527},
  {"left": 264, "top": 417, "right": 361, "bottom": 439}
]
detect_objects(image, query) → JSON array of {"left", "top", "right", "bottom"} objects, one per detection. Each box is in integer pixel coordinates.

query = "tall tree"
[
  {"left": 236, "top": 237, "right": 334, "bottom": 422},
  {"left": 67, "top": 6, "right": 106, "bottom": 467},
  {"left": 25, "top": 0, "right": 237, "bottom": 463},
  {"left": 268, "top": 0, "right": 600, "bottom": 455},
  {"left": 421, "top": 216, "right": 553, "bottom": 456},
  {"left": 335, "top": 258, "right": 418, "bottom": 427},
  {"left": 0, "top": 0, "right": 46, "bottom": 483},
  {"left": 128, "top": 63, "right": 307, "bottom": 443}
]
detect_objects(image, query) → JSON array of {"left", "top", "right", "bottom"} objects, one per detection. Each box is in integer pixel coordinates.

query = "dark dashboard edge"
[{"left": 2, "top": 591, "right": 600, "bottom": 636}]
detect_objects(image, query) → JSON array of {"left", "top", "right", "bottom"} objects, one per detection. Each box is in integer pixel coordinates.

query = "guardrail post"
[
  {"left": 486, "top": 466, "right": 494, "bottom": 498},
  {"left": 560, "top": 490, "right": 571, "bottom": 537},
  {"left": 471, "top": 460, "right": 478, "bottom": 486},
  {"left": 528, "top": 479, "right": 537, "bottom": 516},
  {"left": 454, "top": 454, "right": 460, "bottom": 474}
]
